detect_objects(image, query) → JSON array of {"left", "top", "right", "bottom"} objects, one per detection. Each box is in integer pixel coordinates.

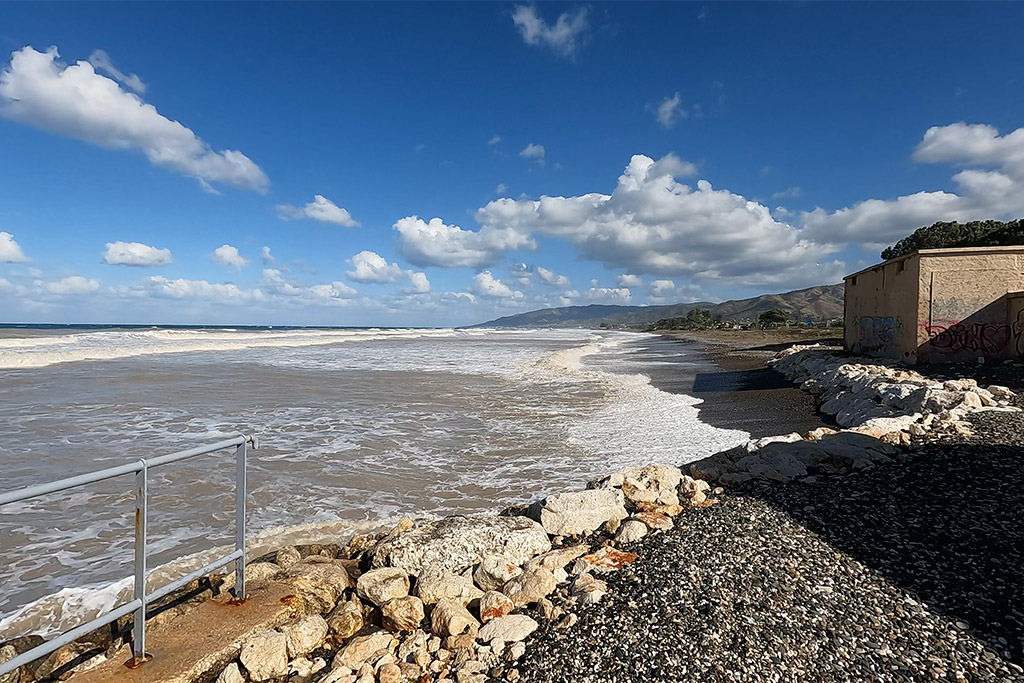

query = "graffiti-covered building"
[{"left": 844, "top": 246, "right": 1024, "bottom": 364}]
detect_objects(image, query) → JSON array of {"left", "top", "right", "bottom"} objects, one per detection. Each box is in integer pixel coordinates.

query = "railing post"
[
  {"left": 234, "top": 441, "right": 247, "bottom": 601},
  {"left": 132, "top": 460, "right": 148, "bottom": 663}
]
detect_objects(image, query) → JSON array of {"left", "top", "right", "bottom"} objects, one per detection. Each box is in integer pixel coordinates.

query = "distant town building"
[{"left": 844, "top": 246, "right": 1024, "bottom": 364}]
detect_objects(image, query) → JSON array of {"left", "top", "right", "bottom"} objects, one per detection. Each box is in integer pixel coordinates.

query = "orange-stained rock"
[
  {"left": 633, "top": 501, "right": 684, "bottom": 517},
  {"left": 579, "top": 547, "right": 637, "bottom": 573},
  {"left": 634, "top": 511, "right": 673, "bottom": 531}
]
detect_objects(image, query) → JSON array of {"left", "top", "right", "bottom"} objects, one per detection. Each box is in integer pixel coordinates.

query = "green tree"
[
  {"left": 881, "top": 218, "right": 1024, "bottom": 260},
  {"left": 758, "top": 308, "right": 789, "bottom": 328},
  {"left": 684, "top": 308, "right": 716, "bottom": 329}
]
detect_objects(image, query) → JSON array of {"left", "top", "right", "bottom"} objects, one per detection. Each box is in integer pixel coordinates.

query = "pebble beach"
[{"left": 516, "top": 338, "right": 1024, "bottom": 682}]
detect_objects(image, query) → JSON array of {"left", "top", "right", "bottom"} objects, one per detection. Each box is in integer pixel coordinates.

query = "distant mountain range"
[{"left": 471, "top": 284, "right": 844, "bottom": 329}]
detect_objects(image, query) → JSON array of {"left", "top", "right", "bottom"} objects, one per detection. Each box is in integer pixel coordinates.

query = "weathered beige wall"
[
  {"left": 916, "top": 249, "right": 1024, "bottom": 362},
  {"left": 844, "top": 254, "right": 921, "bottom": 361}
]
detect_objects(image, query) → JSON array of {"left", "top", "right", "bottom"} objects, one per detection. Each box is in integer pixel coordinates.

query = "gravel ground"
[{"left": 516, "top": 409, "right": 1024, "bottom": 682}]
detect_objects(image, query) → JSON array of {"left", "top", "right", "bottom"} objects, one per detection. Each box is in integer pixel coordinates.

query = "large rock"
[
  {"left": 245, "top": 562, "right": 283, "bottom": 585},
  {"left": 633, "top": 511, "right": 672, "bottom": 531},
  {"left": 477, "top": 615, "right": 538, "bottom": 644},
  {"left": 473, "top": 555, "right": 522, "bottom": 592},
  {"left": 522, "top": 545, "right": 588, "bottom": 572},
  {"left": 282, "top": 615, "right": 328, "bottom": 658},
  {"left": 327, "top": 600, "right": 364, "bottom": 639},
  {"left": 335, "top": 631, "right": 394, "bottom": 670},
  {"left": 478, "top": 591, "right": 515, "bottom": 623},
  {"left": 280, "top": 560, "right": 353, "bottom": 613},
  {"left": 679, "top": 475, "right": 712, "bottom": 504},
  {"left": 216, "top": 662, "right": 245, "bottom": 683},
  {"left": 276, "top": 546, "right": 301, "bottom": 570},
  {"left": 577, "top": 547, "right": 637, "bottom": 574},
  {"left": 371, "top": 516, "right": 551, "bottom": 576},
  {"left": 430, "top": 598, "right": 480, "bottom": 637},
  {"left": 502, "top": 567, "right": 557, "bottom": 607},
  {"left": 813, "top": 430, "right": 898, "bottom": 468},
  {"left": 596, "top": 464, "right": 682, "bottom": 506},
  {"left": 902, "top": 387, "right": 970, "bottom": 414},
  {"left": 239, "top": 630, "right": 288, "bottom": 682},
  {"left": 356, "top": 567, "right": 410, "bottom": 606},
  {"left": 988, "top": 385, "right": 1015, "bottom": 399},
  {"left": 528, "top": 489, "right": 627, "bottom": 536},
  {"left": 734, "top": 449, "right": 808, "bottom": 480},
  {"left": 0, "top": 645, "right": 18, "bottom": 683},
  {"left": 414, "top": 567, "right": 483, "bottom": 606},
  {"left": 615, "top": 519, "right": 648, "bottom": 542},
  {"left": 571, "top": 573, "right": 608, "bottom": 605},
  {"left": 381, "top": 596, "right": 424, "bottom": 632}
]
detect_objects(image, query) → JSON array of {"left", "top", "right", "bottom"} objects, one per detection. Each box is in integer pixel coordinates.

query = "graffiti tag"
[
  {"left": 924, "top": 321, "right": 1011, "bottom": 355},
  {"left": 1013, "top": 309, "right": 1024, "bottom": 357},
  {"left": 858, "top": 316, "right": 895, "bottom": 352}
]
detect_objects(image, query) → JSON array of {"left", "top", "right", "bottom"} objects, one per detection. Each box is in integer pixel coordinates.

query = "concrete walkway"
[{"left": 73, "top": 582, "right": 298, "bottom": 683}]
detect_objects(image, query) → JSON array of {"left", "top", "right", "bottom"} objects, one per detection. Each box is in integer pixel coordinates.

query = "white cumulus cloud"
[
  {"left": 0, "top": 231, "right": 29, "bottom": 263},
  {"left": 617, "top": 273, "right": 643, "bottom": 287},
  {"left": 0, "top": 46, "right": 269, "bottom": 193},
  {"left": 802, "top": 122, "right": 1024, "bottom": 247},
  {"left": 650, "top": 279, "right": 676, "bottom": 296},
  {"left": 308, "top": 281, "right": 357, "bottom": 300},
  {"left": 261, "top": 246, "right": 274, "bottom": 264},
  {"left": 469, "top": 271, "right": 521, "bottom": 299},
  {"left": 276, "top": 195, "right": 359, "bottom": 227},
  {"left": 211, "top": 244, "right": 247, "bottom": 269},
  {"left": 583, "top": 287, "right": 631, "bottom": 304},
  {"left": 394, "top": 216, "right": 535, "bottom": 269},
  {"left": 102, "top": 240, "right": 172, "bottom": 267},
  {"left": 536, "top": 266, "right": 570, "bottom": 288},
  {"left": 475, "top": 154, "right": 838, "bottom": 288},
  {"left": 143, "top": 275, "right": 257, "bottom": 302},
  {"left": 42, "top": 275, "right": 100, "bottom": 295},
  {"left": 346, "top": 250, "right": 430, "bottom": 293},
  {"left": 346, "top": 250, "right": 406, "bottom": 284},
  {"left": 512, "top": 5, "right": 590, "bottom": 59},
  {"left": 406, "top": 271, "right": 431, "bottom": 294}
]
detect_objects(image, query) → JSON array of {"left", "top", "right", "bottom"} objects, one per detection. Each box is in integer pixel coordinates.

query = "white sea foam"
[
  {"left": 0, "top": 328, "right": 749, "bottom": 640},
  {"left": 526, "top": 334, "right": 749, "bottom": 467},
  {"left": 0, "top": 327, "right": 460, "bottom": 369}
]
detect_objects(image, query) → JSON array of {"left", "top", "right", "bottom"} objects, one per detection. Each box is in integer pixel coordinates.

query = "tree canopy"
[
  {"left": 881, "top": 218, "right": 1024, "bottom": 261},
  {"left": 647, "top": 307, "right": 720, "bottom": 331},
  {"left": 758, "top": 308, "right": 789, "bottom": 327}
]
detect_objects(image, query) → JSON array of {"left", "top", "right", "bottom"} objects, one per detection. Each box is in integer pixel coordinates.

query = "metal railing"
[{"left": 0, "top": 433, "right": 259, "bottom": 675}]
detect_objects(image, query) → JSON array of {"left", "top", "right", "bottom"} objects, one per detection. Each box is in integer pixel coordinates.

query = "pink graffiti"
[{"left": 924, "top": 321, "right": 1011, "bottom": 355}]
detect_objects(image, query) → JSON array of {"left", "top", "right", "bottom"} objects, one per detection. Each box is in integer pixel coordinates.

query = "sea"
[{"left": 0, "top": 326, "right": 750, "bottom": 640}]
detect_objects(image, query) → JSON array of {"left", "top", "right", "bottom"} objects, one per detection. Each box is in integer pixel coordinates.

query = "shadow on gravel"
[
  {"left": 741, "top": 440, "right": 1024, "bottom": 666},
  {"left": 692, "top": 367, "right": 797, "bottom": 393}
]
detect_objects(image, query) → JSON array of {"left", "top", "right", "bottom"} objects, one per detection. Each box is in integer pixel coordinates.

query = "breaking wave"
[{"left": 0, "top": 328, "right": 461, "bottom": 369}]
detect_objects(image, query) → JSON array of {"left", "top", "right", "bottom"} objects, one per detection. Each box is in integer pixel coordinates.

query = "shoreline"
[{"left": 640, "top": 330, "right": 839, "bottom": 438}]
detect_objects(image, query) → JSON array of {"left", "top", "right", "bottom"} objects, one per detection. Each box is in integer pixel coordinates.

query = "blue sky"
[{"left": 1, "top": 2, "right": 1023, "bottom": 326}]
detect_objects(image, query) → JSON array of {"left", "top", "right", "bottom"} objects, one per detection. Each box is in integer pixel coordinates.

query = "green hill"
[{"left": 471, "top": 283, "right": 844, "bottom": 328}]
